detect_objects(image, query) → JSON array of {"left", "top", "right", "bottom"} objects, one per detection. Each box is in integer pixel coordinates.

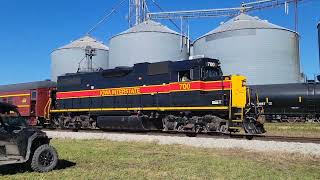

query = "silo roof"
[
  {"left": 200, "top": 13, "right": 293, "bottom": 38},
  {"left": 116, "top": 20, "right": 181, "bottom": 36},
  {"left": 56, "top": 35, "right": 109, "bottom": 51}
]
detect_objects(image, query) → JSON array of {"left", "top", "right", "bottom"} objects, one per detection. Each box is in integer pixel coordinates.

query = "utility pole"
[{"left": 294, "top": 0, "right": 299, "bottom": 32}]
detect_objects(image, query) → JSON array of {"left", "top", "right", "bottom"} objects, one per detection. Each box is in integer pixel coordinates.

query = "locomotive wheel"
[
  {"left": 286, "top": 117, "right": 297, "bottom": 123},
  {"left": 186, "top": 132, "right": 197, "bottom": 137},
  {"left": 176, "top": 125, "right": 184, "bottom": 132},
  {"left": 219, "top": 125, "right": 228, "bottom": 134},
  {"left": 243, "top": 117, "right": 258, "bottom": 134},
  {"left": 245, "top": 135, "right": 254, "bottom": 140}
]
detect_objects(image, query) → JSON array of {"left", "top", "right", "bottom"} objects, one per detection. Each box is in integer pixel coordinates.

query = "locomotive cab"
[{"left": 176, "top": 59, "right": 223, "bottom": 82}]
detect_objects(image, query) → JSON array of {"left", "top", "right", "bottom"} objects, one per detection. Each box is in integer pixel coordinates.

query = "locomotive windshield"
[{"left": 201, "top": 67, "right": 222, "bottom": 81}]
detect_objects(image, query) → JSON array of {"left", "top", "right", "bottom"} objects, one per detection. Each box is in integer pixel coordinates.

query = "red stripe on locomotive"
[{"left": 57, "top": 81, "right": 232, "bottom": 99}]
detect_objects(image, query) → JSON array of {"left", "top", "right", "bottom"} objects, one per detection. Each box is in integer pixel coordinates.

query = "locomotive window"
[
  {"left": 178, "top": 69, "right": 193, "bottom": 82},
  {"left": 201, "top": 67, "right": 221, "bottom": 81}
]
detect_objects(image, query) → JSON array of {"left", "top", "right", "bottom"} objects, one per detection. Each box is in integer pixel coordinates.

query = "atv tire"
[{"left": 31, "top": 144, "right": 58, "bottom": 172}]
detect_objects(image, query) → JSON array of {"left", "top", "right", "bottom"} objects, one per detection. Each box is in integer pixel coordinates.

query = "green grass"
[
  {"left": 265, "top": 123, "right": 320, "bottom": 137},
  {"left": 1, "top": 139, "right": 320, "bottom": 180}
]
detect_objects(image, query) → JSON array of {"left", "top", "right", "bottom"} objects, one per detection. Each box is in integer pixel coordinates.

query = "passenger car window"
[{"left": 31, "top": 91, "right": 37, "bottom": 100}]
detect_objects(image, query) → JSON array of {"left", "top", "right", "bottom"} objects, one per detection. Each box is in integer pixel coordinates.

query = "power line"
[
  {"left": 77, "top": 56, "right": 86, "bottom": 72},
  {"left": 86, "top": 0, "right": 127, "bottom": 35},
  {"left": 149, "top": 0, "right": 181, "bottom": 31}
]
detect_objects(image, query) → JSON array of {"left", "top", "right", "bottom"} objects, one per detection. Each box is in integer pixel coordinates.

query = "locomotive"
[
  {"left": 0, "top": 58, "right": 265, "bottom": 135},
  {"left": 49, "top": 58, "right": 265, "bottom": 135},
  {"left": 250, "top": 82, "right": 320, "bottom": 122}
]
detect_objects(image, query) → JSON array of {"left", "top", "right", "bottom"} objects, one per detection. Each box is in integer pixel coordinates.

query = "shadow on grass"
[{"left": 0, "top": 159, "right": 76, "bottom": 175}]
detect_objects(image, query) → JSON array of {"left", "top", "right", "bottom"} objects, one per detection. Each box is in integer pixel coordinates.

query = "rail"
[{"left": 42, "top": 128, "right": 320, "bottom": 144}]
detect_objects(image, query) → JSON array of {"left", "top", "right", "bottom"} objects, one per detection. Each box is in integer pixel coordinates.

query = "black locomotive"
[
  {"left": 49, "top": 58, "right": 265, "bottom": 135},
  {"left": 250, "top": 82, "right": 320, "bottom": 122}
]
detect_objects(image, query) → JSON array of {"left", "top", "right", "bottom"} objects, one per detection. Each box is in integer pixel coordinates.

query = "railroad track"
[
  {"left": 43, "top": 128, "right": 320, "bottom": 144},
  {"left": 256, "top": 135, "right": 320, "bottom": 144}
]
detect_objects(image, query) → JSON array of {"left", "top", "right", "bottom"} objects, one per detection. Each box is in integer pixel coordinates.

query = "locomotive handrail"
[{"left": 44, "top": 98, "right": 51, "bottom": 120}]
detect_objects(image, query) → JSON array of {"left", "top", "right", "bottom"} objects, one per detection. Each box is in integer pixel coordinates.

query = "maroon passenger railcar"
[{"left": 0, "top": 81, "right": 56, "bottom": 125}]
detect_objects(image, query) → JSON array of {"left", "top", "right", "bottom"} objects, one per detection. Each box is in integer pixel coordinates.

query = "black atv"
[{"left": 0, "top": 102, "right": 58, "bottom": 172}]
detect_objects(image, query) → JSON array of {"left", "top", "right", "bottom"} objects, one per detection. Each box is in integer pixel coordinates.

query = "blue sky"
[{"left": 0, "top": 0, "right": 319, "bottom": 85}]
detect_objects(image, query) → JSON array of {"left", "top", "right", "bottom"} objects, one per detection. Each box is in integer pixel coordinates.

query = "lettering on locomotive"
[
  {"left": 206, "top": 62, "right": 216, "bottom": 67},
  {"left": 179, "top": 83, "right": 191, "bottom": 90},
  {"left": 100, "top": 87, "right": 140, "bottom": 96}
]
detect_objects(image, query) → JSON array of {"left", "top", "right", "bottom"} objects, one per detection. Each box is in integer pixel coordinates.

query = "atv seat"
[
  {"left": 0, "top": 141, "right": 8, "bottom": 146},
  {"left": 0, "top": 141, "right": 20, "bottom": 156}
]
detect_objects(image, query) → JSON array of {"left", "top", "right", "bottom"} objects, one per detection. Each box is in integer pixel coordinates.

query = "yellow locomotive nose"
[{"left": 230, "top": 75, "right": 247, "bottom": 108}]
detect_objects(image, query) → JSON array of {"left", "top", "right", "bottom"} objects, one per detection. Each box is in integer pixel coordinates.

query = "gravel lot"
[{"left": 45, "top": 131, "right": 320, "bottom": 157}]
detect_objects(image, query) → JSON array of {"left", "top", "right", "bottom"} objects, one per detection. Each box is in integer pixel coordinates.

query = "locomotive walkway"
[{"left": 45, "top": 130, "right": 320, "bottom": 157}]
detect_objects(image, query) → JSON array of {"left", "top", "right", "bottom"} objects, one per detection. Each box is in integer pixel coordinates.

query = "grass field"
[
  {"left": 265, "top": 123, "right": 320, "bottom": 137},
  {"left": 0, "top": 139, "right": 319, "bottom": 180}
]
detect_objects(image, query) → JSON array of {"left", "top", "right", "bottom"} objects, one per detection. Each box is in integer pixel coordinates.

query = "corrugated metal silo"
[
  {"left": 109, "top": 20, "right": 189, "bottom": 68},
  {"left": 193, "top": 13, "right": 301, "bottom": 85},
  {"left": 51, "top": 35, "right": 109, "bottom": 81}
]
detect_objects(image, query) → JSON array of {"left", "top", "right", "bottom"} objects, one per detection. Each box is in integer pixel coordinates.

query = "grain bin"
[
  {"left": 193, "top": 13, "right": 301, "bottom": 85},
  {"left": 51, "top": 35, "right": 109, "bottom": 81},
  {"left": 109, "top": 20, "right": 189, "bottom": 68}
]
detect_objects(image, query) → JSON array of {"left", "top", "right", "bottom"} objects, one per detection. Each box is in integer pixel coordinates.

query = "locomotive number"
[{"left": 179, "top": 83, "right": 191, "bottom": 90}]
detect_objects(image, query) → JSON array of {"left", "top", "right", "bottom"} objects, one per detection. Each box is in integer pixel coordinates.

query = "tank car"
[
  {"left": 250, "top": 82, "right": 320, "bottom": 122},
  {"left": 48, "top": 58, "right": 265, "bottom": 135}
]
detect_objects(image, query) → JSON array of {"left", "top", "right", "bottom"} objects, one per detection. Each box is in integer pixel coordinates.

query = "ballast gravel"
[{"left": 45, "top": 131, "right": 320, "bottom": 157}]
